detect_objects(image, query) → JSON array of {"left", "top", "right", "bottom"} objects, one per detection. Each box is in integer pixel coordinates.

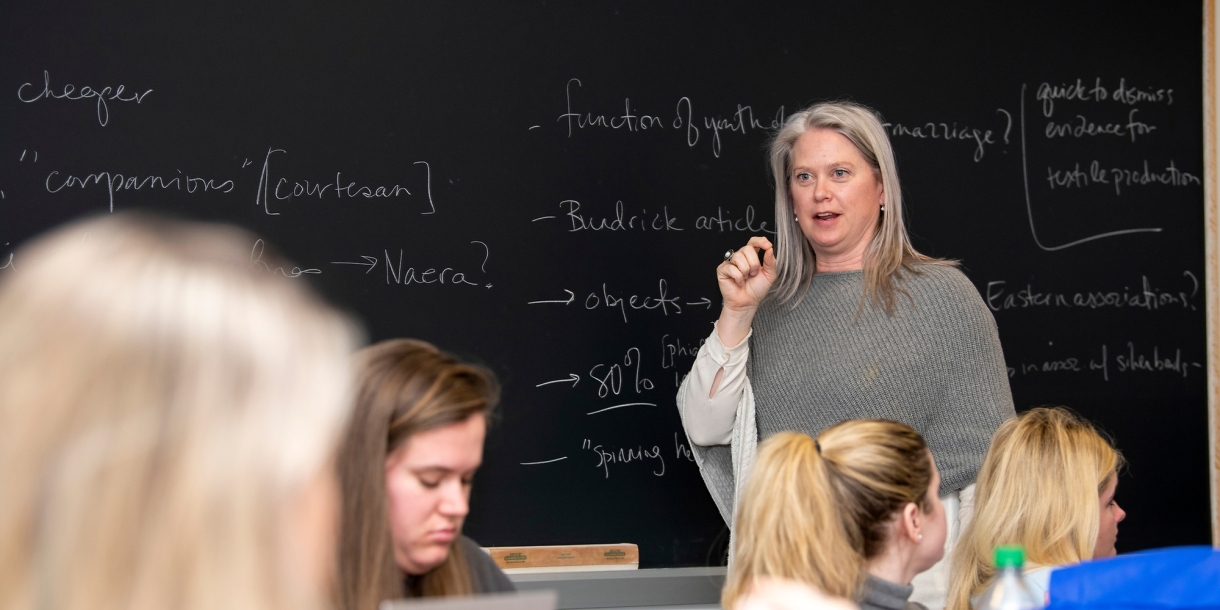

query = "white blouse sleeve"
[{"left": 681, "top": 322, "right": 752, "bottom": 446}]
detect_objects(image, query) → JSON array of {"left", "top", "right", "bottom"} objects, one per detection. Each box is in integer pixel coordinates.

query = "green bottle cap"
[{"left": 994, "top": 545, "right": 1025, "bottom": 568}]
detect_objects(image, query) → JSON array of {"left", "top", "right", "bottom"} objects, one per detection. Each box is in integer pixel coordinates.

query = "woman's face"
[
  {"left": 912, "top": 452, "right": 948, "bottom": 573},
  {"left": 1094, "top": 474, "right": 1126, "bottom": 558},
  {"left": 384, "top": 414, "right": 486, "bottom": 575},
  {"left": 789, "top": 128, "right": 885, "bottom": 270}
]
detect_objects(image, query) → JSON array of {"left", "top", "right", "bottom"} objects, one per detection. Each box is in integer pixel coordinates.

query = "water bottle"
[{"left": 975, "top": 545, "right": 1044, "bottom": 610}]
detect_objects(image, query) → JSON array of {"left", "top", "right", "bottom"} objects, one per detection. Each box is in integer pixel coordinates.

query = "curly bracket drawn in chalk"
[{"left": 1018, "top": 83, "right": 1161, "bottom": 251}]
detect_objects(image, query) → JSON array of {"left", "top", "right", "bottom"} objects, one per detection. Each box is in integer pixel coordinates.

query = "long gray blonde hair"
[{"left": 768, "top": 101, "right": 952, "bottom": 313}]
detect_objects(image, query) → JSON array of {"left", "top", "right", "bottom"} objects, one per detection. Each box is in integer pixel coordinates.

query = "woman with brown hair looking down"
[{"left": 336, "top": 338, "right": 512, "bottom": 609}]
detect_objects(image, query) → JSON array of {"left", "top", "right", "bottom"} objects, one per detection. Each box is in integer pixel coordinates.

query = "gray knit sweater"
[
  {"left": 750, "top": 265, "right": 1014, "bottom": 495},
  {"left": 860, "top": 575, "right": 928, "bottom": 610},
  {"left": 679, "top": 265, "right": 1015, "bottom": 522}
]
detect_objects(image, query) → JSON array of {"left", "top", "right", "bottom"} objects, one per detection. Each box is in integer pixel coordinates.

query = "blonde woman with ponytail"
[
  {"left": 946, "top": 408, "right": 1126, "bottom": 610},
  {"left": 724, "top": 420, "right": 947, "bottom": 610}
]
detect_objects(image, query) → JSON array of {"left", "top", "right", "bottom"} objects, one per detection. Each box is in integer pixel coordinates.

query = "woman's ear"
[{"left": 900, "top": 502, "right": 922, "bottom": 543}]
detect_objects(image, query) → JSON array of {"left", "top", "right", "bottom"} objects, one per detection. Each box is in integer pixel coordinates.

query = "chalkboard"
[{"left": 1, "top": 1, "right": 1209, "bottom": 567}]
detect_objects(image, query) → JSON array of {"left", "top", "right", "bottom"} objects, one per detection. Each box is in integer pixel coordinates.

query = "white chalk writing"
[
  {"left": 253, "top": 147, "right": 435, "bottom": 216},
  {"left": 1046, "top": 160, "right": 1199, "bottom": 195},
  {"left": 249, "top": 240, "right": 321, "bottom": 277},
  {"left": 582, "top": 438, "right": 665, "bottom": 478},
  {"left": 1036, "top": 77, "right": 1174, "bottom": 118},
  {"left": 17, "top": 70, "right": 152, "bottom": 126},
  {"left": 44, "top": 168, "right": 234, "bottom": 212},
  {"left": 986, "top": 271, "right": 1200, "bottom": 312}
]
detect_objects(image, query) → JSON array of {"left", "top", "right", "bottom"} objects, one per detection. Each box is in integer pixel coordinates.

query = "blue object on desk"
[{"left": 1046, "top": 546, "right": 1220, "bottom": 610}]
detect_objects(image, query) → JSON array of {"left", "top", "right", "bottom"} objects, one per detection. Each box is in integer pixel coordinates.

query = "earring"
[
  {"left": 880, "top": 204, "right": 886, "bottom": 212},
  {"left": 794, "top": 215, "right": 799, "bottom": 222}
]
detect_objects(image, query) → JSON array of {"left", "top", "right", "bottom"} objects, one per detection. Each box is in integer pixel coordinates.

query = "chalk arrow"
[
  {"left": 528, "top": 289, "right": 575, "bottom": 305},
  {"left": 330, "top": 256, "right": 378, "bottom": 274},
  {"left": 686, "top": 297, "right": 713, "bottom": 308},
  {"left": 536, "top": 373, "right": 580, "bottom": 388}
]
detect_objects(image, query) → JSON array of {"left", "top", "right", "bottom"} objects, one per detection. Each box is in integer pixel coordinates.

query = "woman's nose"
[
  {"left": 813, "top": 178, "right": 831, "bottom": 202},
  {"left": 438, "top": 482, "right": 470, "bottom": 518},
  {"left": 1115, "top": 502, "right": 1127, "bottom": 523}
]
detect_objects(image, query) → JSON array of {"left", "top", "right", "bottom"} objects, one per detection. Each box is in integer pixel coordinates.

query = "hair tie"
[{"left": 814, "top": 439, "right": 822, "bottom": 455}]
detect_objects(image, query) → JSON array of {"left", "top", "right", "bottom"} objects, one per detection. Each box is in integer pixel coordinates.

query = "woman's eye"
[
  {"left": 461, "top": 477, "right": 475, "bottom": 487},
  {"left": 419, "top": 478, "right": 442, "bottom": 489},
  {"left": 832, "top": 168, "right": 848, "bottom": 178},
  {"left": 795, "top": 172, "right": 811, "bottom": 182}
]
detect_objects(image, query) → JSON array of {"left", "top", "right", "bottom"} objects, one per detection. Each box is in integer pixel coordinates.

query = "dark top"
[
  {"left": 858, "top": 575, "right": 928, "bottom": 610},
  {"left": 460, "top": 535, "right": 516, "bottom": 594},
  {"left": 404, "top": 535, "right": 516, "bottom": 596}
]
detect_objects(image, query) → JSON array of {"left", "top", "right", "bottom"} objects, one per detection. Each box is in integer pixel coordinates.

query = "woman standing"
[{"left": 678, "top": 102, "right": 1014, "bottom": 606}]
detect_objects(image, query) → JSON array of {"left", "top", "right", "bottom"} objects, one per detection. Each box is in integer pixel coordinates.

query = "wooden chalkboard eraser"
[{"left": 482, "top": 543, "right": 639, "bottom": 573}]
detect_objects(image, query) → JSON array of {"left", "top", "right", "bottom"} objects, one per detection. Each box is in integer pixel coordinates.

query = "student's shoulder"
[
  {"left": 460, "top": 536, "right": 516, "bottom": 594},
  {"left": 1025, "top": 565, "right": 1053, "bottom": 599}
]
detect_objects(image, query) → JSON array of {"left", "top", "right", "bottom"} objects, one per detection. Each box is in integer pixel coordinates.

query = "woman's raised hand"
[
  {"left": 714, "top": 236, "right": 776, "bottom": 348},
  {"left": 717, "top": 236, "right": 777, "bottom": 312}
]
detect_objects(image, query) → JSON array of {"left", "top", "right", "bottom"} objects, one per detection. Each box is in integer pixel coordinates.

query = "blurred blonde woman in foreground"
[
  {"left": 947, "top": 407, "right": 1125, "bottom": 609},
  {"left": 0, "top": 215, "right": 360, "bottom": 610},
  {"left": 724, "top": 421, "right": 947, "bottom": 610}
]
